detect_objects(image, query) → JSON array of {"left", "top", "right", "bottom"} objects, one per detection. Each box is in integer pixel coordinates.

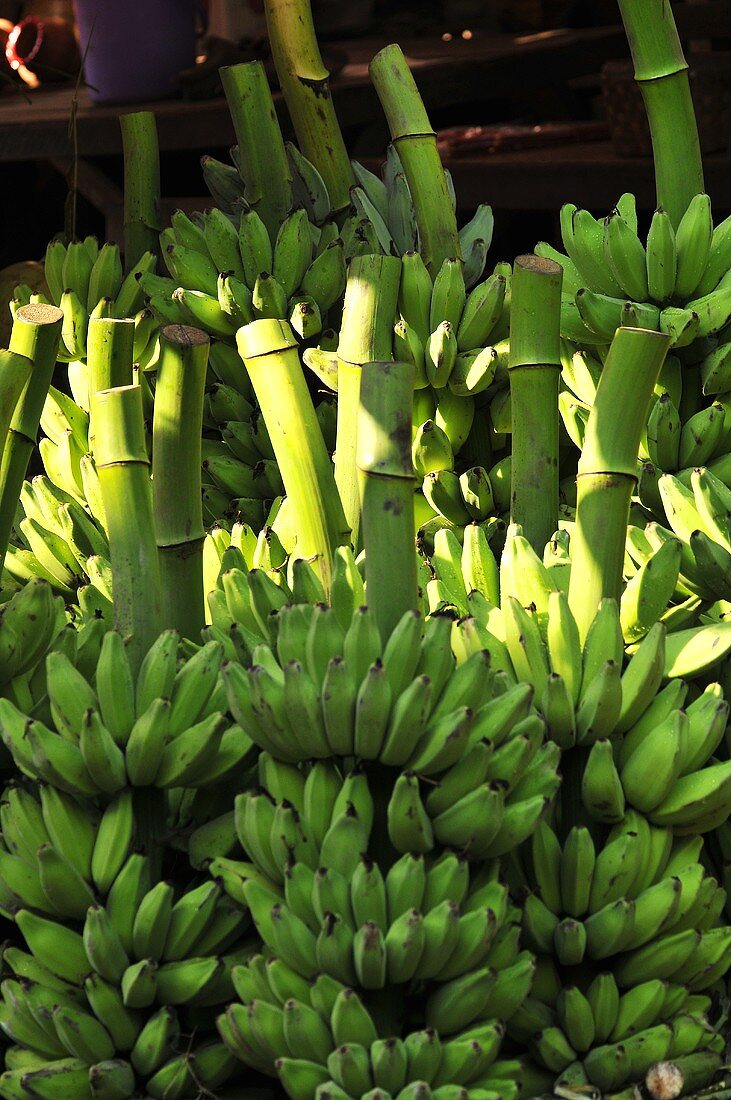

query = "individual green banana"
[{"left": 646, "top": 207, "right": 677, "bottom": 302}]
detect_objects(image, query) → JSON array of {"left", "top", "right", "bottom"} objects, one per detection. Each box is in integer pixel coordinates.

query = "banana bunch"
[
  {"left": 0, "top": 782, "right": 258, "bottom": 1099},
  {"left": 345, "top": 150, "right": 492, "bottom": 288},
  {"left": 546, "top": 195, "right": 731, "bottom": 487},
  {"left": 503, "top": 809, "right": 730, "bottom": 1091},
  {"left": 643, "top": 466, "right": 731, "bottom": 610},
  {"left": 204, "top": 140, "right": 492, "bottom": 290},
  {"left": 220, "top": 956, "right": 554, "bottom": 1099},
  {"left": 144, "top": 199, "right": 347, "bottom": 347},
  {"left": 302, "top": 253, "right": 511, "bottom": 544},
  {"left": 5, "top": 374, "right": 125, "bottom": 613},
  {"left": 221, "top": 602, "right": 560, "bottom": 848},
  {"left": 0, "top": 630, "right": 255, "bottom": 799},
  {"left": 397, "top": 254, "right": 510, "bottom": 527},
  {"left": 202, "top": 593, "right": 564, "bottom": 1097},
  {"left": 0, "top": 578, "right": 64, "bottom": 690},
  {"left": 200, "top": 344, "right": 289, "bottom": 526},
  {"left": 5, "top": 472, "right": 112, "bottom": 616},
  {"left": 36, "top": 237, "right": 157, "bottom": 363},
  {"left": 560, "top": 339, "right": 731, "bottom": 494},
  {"left": 544, "top": 192, "right": 731, "bottom": 348},
  {"left": 10, "top": 341, "right": 288, "bottom": 576},
  {"left": 204, "top": 535, "right": 364, "bottom": 641},
  {"left": 341, "top": 251, "right": 510, "bottom": 542},
  {"left": 428, "top": 517, "right": 731, "bottom": 682},
  {"left": 215, "top": 758, "right": 542, "bottom": 1096}
]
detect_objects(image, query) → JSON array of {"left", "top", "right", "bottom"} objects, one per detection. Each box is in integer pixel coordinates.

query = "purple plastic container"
[{"left": 73, "top": 0, "right": 197, "bottom": 104}]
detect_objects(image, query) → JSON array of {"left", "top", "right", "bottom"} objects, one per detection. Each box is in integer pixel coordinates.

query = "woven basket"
[{"left": 601, "top": 55, "right": 731, "bottom": 157}]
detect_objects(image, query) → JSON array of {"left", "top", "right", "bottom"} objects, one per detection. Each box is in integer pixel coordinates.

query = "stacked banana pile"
[
  {"left": 165, "top": 137, "right": 509, "bottom": 544},
  {"left": 0, "top": 627, "right": 267, "bottom": 1099},
  {"left": 208, "top": 598, "right": 562, "bottom": 1098},
  {"left": 422, "top": 527, "right": 731, "bottom": 1094}
]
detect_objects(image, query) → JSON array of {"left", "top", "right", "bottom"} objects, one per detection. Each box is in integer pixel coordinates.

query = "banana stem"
[
  {"left": 357, "top": 359, "right": 417, "bottom": 642},
  {"left": 152, "top": 325, "right": 209, "bottom": 642},
  {"left": 335, "top": 254, "right": 402, "bottom": 551},
  {"left": 508, "top": 255, "right": 563, "bottom": 554},
  {"left": 0, "top": 351, "right": 32, "bottom": 480},
  {"left": 369, "top": 44, "right": 461, "bottom": 274},
  {"left": 262, "top": 0, "right": 353, "bottom": 214},
  {"left": 0, "top": 304, "right": 63, "bottom": 574},
  {"left": 616, "top": 0, "right": 703, "bottom": 226},
  {"left": 120, "top": 111, "right": 161, "bottom": 271},
  {"left": 568, "top": 326, "right": 670, "bottom": 641},
  {"left": 95, "top": 384, "right": 163, "bottom": 676},
  {"left": 237, "top": 319, "right": 350, "bottom": 590},
  {"left": 219, "top": 62, "right": 293, "bottom": 241},
  {"left": 87, "top": 317, "right": 135, "bottom": 457}
]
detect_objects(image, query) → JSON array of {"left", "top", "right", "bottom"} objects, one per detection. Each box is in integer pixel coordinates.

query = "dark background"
[{"left": 0, "top": 0, "right": 726, "bottom": 270}]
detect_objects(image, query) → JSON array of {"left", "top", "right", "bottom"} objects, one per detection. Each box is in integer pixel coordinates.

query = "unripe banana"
[
  {"left": 238, "top": 209, "right": 273, "bottom": 288},
  {"left": 582, "top": 738, "right": 625, "bottom": 823},
  {"left": 203, "top": 207, "right": 247, "bottom": 283},
  {"left": 674, "top": 192, "right": 713, "bottom": 299},
  {"left": 603, "top": 211, "right": 649, "bottom": 301},
  {"left": 398, "top": 250, "right": 433, "bottom": 346},
  {"left": 200, "top": 153, "right": 246, "bottom": 211},
  {"left": 430, "top": 258, "right": 466, "bottom": 332},
  {"left": 87, "top": 243, "right": 123, "bottom": 311},
  {"left": 412, "top": 420, "right": 453, "bottom": 478},
  {"left": 658, "top": 315, "right": 698, "bottom": 359},
  {"left": 560, "top": 203, "right": 623, "bottom": 296},
  {"left": 575, "top": 287, "right": 627, "bottom": 339},
  {"left": 252, "top": 273, "right": 288, "bottom": 320},
  {"left": 288, "top": 142, "right": 331, "bottom": 224},
  {"left": 695, "top": 211, "right": 731, "bottom": 296},
  {"left": 456, "top": 272, "right": 506, "bottom": 351},
  {"left": 273, "top": 209, "right": 313, "bottom": 298},
  {"left": 646, "top": 207, "right": 677, "bottom": 302},
  {"left": 426, "top": 322, "right": 458, "bottom": 388},
  {"left": 388, "top": 172, "right": 418, "bottom": 255},
  {"left": 164, "top": 244, "right": 219, "bottom": 297},
  {"left": 300, "top": 240, "right": 347, "bottom": 315}
]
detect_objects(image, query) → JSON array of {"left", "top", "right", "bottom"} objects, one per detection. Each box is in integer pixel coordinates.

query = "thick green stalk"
[
  {"left": 336, "top": 254, "right": 402, "bottom": 551},
  {"left": 87, "top": 317, "right": 135, "bottom": 456},
  {"left": 95, "top": 384, "right": 162, "bottom": 676},
  {"left": 616, "top": 0, "right": 703, "bottom": 226},
  {"left": 509, "top": 254, "right": 563, "bottom": 554},
  {"left": 0, "top": 351, "right": 32, "bottom": 475},
  {"left": 0, "top": 304, "right": 63, "bottom": 573},
  {"left": 262, "top": 0, "right": 353, "bottom": 213},
  {"left": 357, "top": 359, "right": 417, "bottom": 642},
  {"left": 369, "top": 44, "right": 460, "bottom": 274},
  {"left": 568, "top": 326, "right": 670, "bottom": 641},
  {"left": 237, "top": 319, "right": 349, "bottom": 590},
  {"left": 219, "top": 62, "right": 293, "bottom": 240},
  {"left": 152, "top": 325, "right": 209, "bottom": 641},
  {"left": 120, "top": 111, "right": 161, "bottom": 271}
]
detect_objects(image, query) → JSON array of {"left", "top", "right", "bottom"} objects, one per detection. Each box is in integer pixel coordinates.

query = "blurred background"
[{"left": 0, "top": 0, "right": 726, "bottom": 288}]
